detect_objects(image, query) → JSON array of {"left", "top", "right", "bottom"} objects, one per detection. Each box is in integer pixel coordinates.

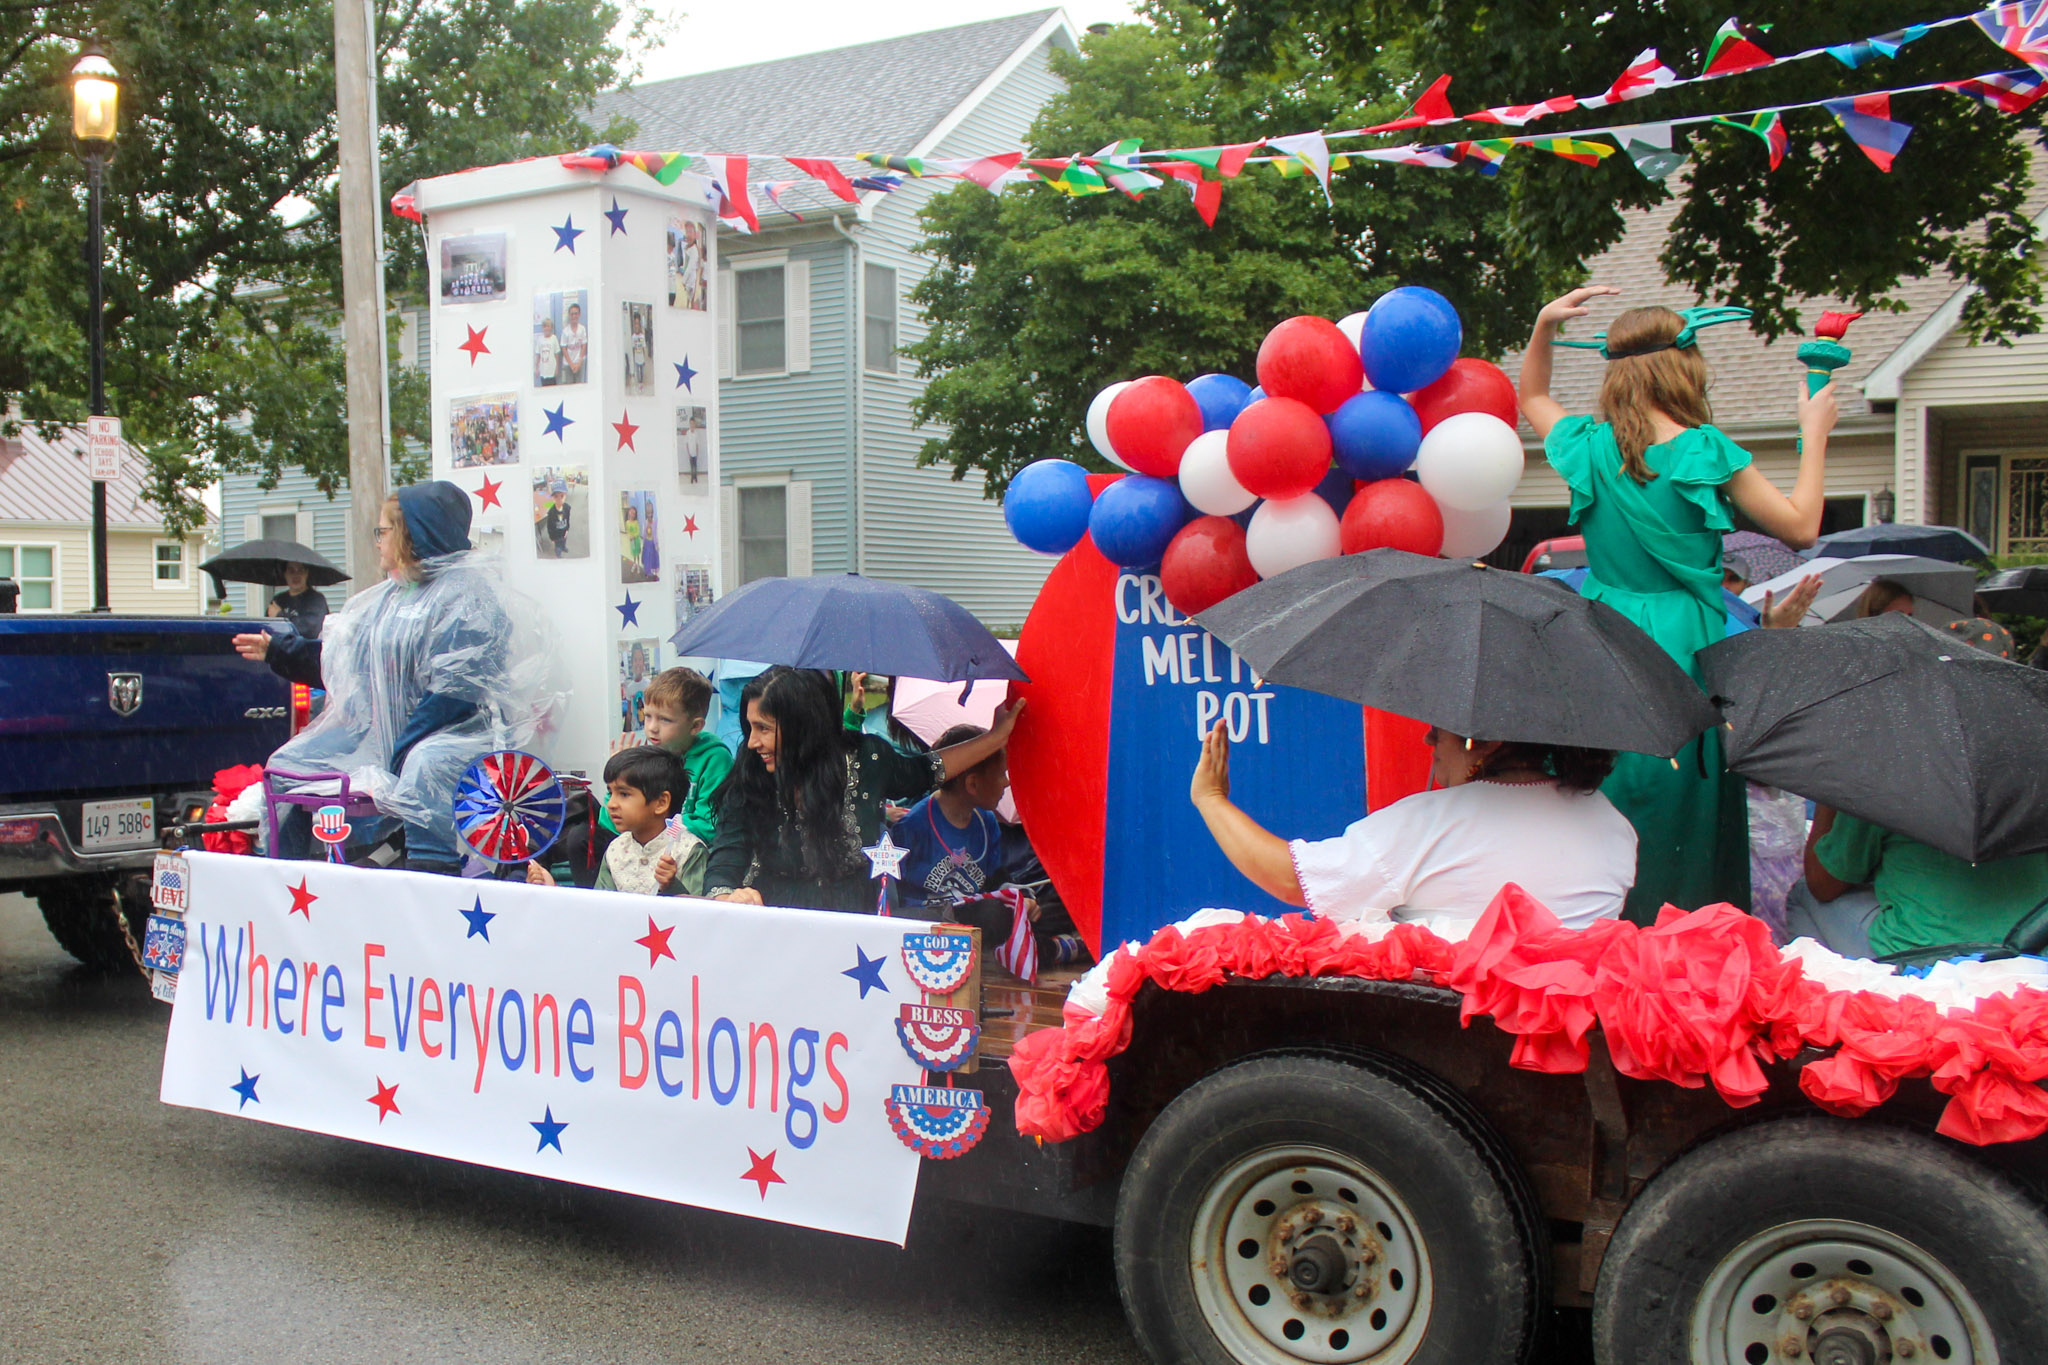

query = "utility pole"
[{"left": 335, "top": 0, "right": 389, "bottom": 592}]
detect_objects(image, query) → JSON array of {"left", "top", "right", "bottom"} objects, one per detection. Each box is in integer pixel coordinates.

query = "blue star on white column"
[
  {"left": 461, "top": 896, "right": 495, "bottom": 941},
  {"left": 673, "top": 356, "right": 698, "bottom": 391},
  {"left": 230, "top": 1068, "right": 260, "bottom": 1108},
  {"left": 842, "top": 945, "right": 889, "bottom": 998},
  {"left": 603, "top": 196, "right": 629, "bottom": 235},
  {"left": 552, "top": 215, "right": 584, "bottom": 253},
  {"left": 531, "top": 1106, "right": 568, "bottom": 1153},
  {"left": 616, "top": 591, "right": 640, "bottom": 627},
  {"left": 542, "top": 402, "right": 574, "bottom": 440}
]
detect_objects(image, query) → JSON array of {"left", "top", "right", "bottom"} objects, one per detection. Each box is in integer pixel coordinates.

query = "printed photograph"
[
  {"left": 675, "top": 567, "right": 715, "bottom": 626},
  {"left": 532, "top": 465, "right": 589, "bottom": 560},
  {"left": 622, "top": 301, "right": 655, "bottom": 394},
  {"left": 618, "top": 638, "right": 659, "bottom": 741},
  {"left": 449, "top": 393, "right": 518, "bottom": 468},
  {"left": 619, "top": 489, "right": 660, "bottom": 585},
  {"left": 533, "top": 289, "right": 591, "bottom": 387},
  {"left": 438, "top": 232, "right": 507, "bottom": 304},
  {"left": 666, "top": 215, "right": 708, "bottom": 310},
  {"left": 675, "top": 405, "right": 708, "bottom": 489}
]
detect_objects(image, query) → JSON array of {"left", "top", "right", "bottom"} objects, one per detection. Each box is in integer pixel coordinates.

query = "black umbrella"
[
  {"left": 1195, "top": 550, "right": 1720, "bottom": 757},
  {"left": 1806, "top": 522, "right": 1991, "bottom": 564},
  {"left": 670, "top": 573, "right": 1027, "bottom": 684},
  {"left": 200, "top": 539, "right": 350, "bottom": 588},
  {"left": 1978, "top": 565, "right": 2048, "bottom": 617},
  {"left": 1699, "top": 614, "right": 2048, "bottom": 862}
]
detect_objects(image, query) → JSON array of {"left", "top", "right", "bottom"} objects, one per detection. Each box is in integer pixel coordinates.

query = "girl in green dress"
[{"left": 1519, "top": 286, "right": 1839, "bottom": 923}]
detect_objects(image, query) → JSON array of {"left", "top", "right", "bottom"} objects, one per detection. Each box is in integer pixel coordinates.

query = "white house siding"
[
  {"left": 854, "top": 36, "right": 1068, "bottom": 626},
  {"left": 1895, "top": 327, "right": 2048, "bottom": 528},
  {"left": 0, "top": 520, "right": 209, "bottom": 614},
  {"left": 1510, "top": 428, "right": 1894, "bottom": 525}
]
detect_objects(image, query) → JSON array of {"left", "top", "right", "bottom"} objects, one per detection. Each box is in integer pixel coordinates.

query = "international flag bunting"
[
  {"left": 717, "top": 155, "right": 758, "bottom": 232},
  {"left": 1273, "top": 150, "right": 1354, "bottom": 176},
  {"left": 622, "top": 150, "right": 687, "bottom": 185},
  {"left": 928, "top": 152, "right": 1029, "bottom": 191},
  {"left": 1527, "top": 136, "right": 1616, "bottom": 166},
  {"left": 1359, "top": 73, "right": 1457, "bottom": 132},
  {"left": 1827, "top": 24, "right": 1931, "bottom": 69},
  {"left": 1155, "top": 162, "right": 1225, "bottom": 224},
  {"left": 1169, "top": 142, "right": 1259, "bottom": 179},
  {"left": 1467, "top": 95, "right": 1579, "bottom": 126},
  {"left": 1455, "top": 139, "right": 1513, "bottom": 175},
  {"left": 1029, "top": 158, "right": 1111, "bottom": 196},
  {"left": 787, "top": 156, "right": 859, "bottom": 202},
  {"left": 1974, "top": 1, "right": 2048, "bottom": 74},
  {"left": 1825, "top": 93, "right": 1912, "bottom": 171},
  {"left": 1614, "top": 123, "right": 1688, "bottom": 180},
  {"left": 1085, "top": 140, "right": 1162, "bottom": 198},
  {"left": 1589, "top": 48, "right": 1681, "bottom": 106},
  {"left": 1942, "top": 69, "right": 2048, "bottom": 112},
  {"left": 860, "top": 153, "right": 927, "bottom": 178},
  {"left": 848, "top": 174, "right": 904, "bottom": 194},
  {"left": 1714, "top": 110, "right": 1787, "bottom": 169},
  {"left": 1702, "top": 18, "right": 1775, "bottom": 77},
  {"left": 389, "top": 181, "right": 421, "bottom": 223},
  {"left": 1265, "top": 130, "right": 1336, "bottom": 201},
  {"left": 753, "top": 181, "right": 803, "bottom": 220},
  {"left": 1376, "top": 146, "right": 1459, "bottom": 168}
]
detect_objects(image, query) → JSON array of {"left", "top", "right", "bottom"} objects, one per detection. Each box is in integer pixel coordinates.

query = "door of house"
[{"left": 1962, "top": 451, "right": 2048, "bottom": 557}]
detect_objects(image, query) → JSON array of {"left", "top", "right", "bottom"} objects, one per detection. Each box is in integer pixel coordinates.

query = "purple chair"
[{"left": 261, "top": 765, "right": 383, "bottom": 859}]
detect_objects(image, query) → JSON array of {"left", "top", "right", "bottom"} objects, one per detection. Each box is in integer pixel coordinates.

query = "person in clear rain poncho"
[{"left": 234, "top": 480, "right": 555, "bottom": 873}]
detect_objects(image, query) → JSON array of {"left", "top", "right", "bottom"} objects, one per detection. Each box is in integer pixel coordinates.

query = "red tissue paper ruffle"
[
  {"left": 200, "top": 763, "right": 265, "bottom": 855},
  {"left": 1009, "top": 884, "right": 2048, "bottom": 1147}
]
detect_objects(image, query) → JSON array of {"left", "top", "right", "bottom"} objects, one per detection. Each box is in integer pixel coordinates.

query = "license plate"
[{"left": 81, "top": 797, "right": 155, "bottom": 851}]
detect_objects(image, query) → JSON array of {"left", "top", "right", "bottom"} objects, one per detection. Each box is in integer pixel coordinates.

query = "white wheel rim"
[
  {"left": 1692, "top": 1218, "right": 1995, "bottom": 1364},
  {"left": 1189, "top": 1143, "right": 1431, "bottom": 1363}
]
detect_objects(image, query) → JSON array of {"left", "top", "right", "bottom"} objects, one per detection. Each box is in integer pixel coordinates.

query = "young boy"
[
  {"left": 529, "top": 745, "right": 705, "bottom": 895},
  {"left": 641, "top": 667, "right": 733, "bottom": 845},
  {"left": 540, "top": 483, "right": 571, "bottom": 558}
]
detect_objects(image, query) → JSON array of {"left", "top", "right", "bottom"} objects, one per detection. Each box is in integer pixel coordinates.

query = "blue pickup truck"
[{"left": 0, "top": 614, "right": 290, "bottom": 969}]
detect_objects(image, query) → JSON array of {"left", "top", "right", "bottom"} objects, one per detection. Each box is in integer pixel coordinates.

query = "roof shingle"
[{"left": 0, "top": 425, "right": 198, "bottom": 531}]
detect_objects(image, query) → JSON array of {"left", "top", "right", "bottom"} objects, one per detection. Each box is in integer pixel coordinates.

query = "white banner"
[{"left": 160, "top": 853, "right": 941, "bottom": 1244}]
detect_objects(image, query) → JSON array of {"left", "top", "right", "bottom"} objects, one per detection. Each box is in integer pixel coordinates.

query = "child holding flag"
[{"left": 529, "top": 746, "right": 705, "bottom": 895}]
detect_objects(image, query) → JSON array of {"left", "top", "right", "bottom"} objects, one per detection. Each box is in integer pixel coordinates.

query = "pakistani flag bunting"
[
  {"left": 1714, "top": 110, "right": 1788, "bottom": 169},
  {"left": 1702, "top": 18, "right": 1776, "bottom": 77},
  {"left": 1826, "top": 94, "right": 1912, "bottom": 171},
  {"left": 1941, "top": 69, "right": 2048, "bottom": 112},
  {"left": 1614, "top": 123, "right": 1688, "bottom": 180},
  {"left": 1973, "top": 1, "right": 2048, "bottom": 73}
]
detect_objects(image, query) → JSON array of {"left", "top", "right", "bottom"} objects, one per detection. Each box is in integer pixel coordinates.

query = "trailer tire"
[
  {"left": 37, "top": 879, "right": 146, "bottom": 974},
  {"left": 1114, "top": 1051, "right": 1542, "bottom": 1365},
  {"left": 1593, "top": 1116, "right": 2048, "bottom": 1364}
]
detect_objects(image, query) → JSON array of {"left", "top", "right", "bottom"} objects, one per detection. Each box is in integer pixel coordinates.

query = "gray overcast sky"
[{"left": 630, "top": 1, "right": 1140, "bottom": 83}]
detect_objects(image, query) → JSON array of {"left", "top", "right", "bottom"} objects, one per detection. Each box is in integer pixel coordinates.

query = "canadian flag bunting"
[{"left": 787, "top": 156, "right": 859, "bottom": 202}]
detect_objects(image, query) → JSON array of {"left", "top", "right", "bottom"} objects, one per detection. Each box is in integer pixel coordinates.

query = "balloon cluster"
[{"left": 1003, "top": 288, "right": 1524, "bottom": 617}]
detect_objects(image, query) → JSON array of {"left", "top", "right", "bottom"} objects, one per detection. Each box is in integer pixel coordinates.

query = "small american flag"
[{"left": 990, "top": 886, "right": 1038, "bottom": 985}]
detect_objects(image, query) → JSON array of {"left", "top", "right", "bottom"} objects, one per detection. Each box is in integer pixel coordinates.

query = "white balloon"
[
  {"left": 1177, "top": 430, "right": 1256, "bottom": 516},
  {"left": 1086, "top": 381, "right": 1134, "bottom": 471},
  {"left": 1245, "top": 494, "right": 1342, "bottom": 579},
  {"left": 1414, "top": 411, "right": 1525, "bottom": 512},
  {"left": 1436, "top": 498, "right": 1513, "bottom": 559},
  {"left": 1336, "top": 312, "right": 1375, "bottom": 390}
]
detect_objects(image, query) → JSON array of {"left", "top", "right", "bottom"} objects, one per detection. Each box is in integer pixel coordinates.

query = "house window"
[
  {"left": 2009, "top": 456, "right": 2048, "bottom": 557},
  {"left": 735, "top": 266, "right": 786, "bottom": 376},
  {"left": 153, "top": 540, "right": 186, "bottom": 586},
  {"left": 738, "top": 486, "right": 788, "bottom": 583},
  {"left": 0, "top": 544, "right": 56, "bottom": 610},
  {"left": 261, "top": 512, "right": 297, "bottom": 543},
  {"left": 865, "top": 263, "right": 897, "bottom": 374}
]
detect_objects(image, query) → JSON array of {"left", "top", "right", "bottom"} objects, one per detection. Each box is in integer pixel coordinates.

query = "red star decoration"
[
  {"left": 287, "top": 877, "right": 317, "bottom": 918},
  {"left": 368, "top": 1078, "right": 401, "bottom": 1123},
  {"left": 635, "top": 916, "right": 676, "bottom": 967},
  {"left": 473, "top": 474, "right": 503, "bottom": 511},
  {"left": 682, "top": 514, "right": 700, "bottom": 539},
  {"left": 741, "top": 1147, "right": 786, "bottom": 1199},
  {"left": 458, "top": 325, "right": 490, "bottom": 364},
  {"left": 612, "top": 411, "right": 640, "bottom": 450}
]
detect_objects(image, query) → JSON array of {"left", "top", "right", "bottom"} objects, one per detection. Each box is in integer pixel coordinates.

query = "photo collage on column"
[{"left": 667, "top": 209, "right": 716, "bottom": 632}]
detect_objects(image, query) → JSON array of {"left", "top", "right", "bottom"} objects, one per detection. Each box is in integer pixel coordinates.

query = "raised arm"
[
  {"left": 1189, "top": 722, "right": 1304, "bottom": 905},
  {"left": 1723, "top": 382, "right": 1839, "bottom": 549},
  {"left": 931, "top": 697, "right": 1027, "bottom": 782},
  {"left": 1519, "top": 285, "right": 1622, "bottom": 440}
]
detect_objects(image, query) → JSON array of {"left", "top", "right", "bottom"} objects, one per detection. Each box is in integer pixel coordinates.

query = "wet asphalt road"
[{"left": 0, "top": 892, "right": 1146, "bottom": 1365}]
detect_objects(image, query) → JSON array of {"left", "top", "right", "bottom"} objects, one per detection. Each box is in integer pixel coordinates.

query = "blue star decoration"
[
  {"left": 532, "top": 1106, "right": 568, "bottom": 1153},
  {"left": 542, "top": 402, "right": 574, "bottom": 440},
  {"left": 552, "top": 215, "right": 584, "bottom": 253},
  {"left": 461, "top": 896, "right": 495, "bottom": 941},
  {"left": 673, "top": 356, "right": 698, "bottom": 391},
  {"left": 230, "top": 1068, "right": 260, "bottom": 1108},
  {"left": 842, "top": 945, "right": 889, "bottom": 998},
  {"left": 603, "top": 196, "right": 629, "bottom": 235},
  {"left": 616, "top": 591, "right": 640, "bottom": 627}
]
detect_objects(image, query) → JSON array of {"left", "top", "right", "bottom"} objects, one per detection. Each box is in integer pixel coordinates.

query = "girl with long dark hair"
[{"left": 706, "top": 666, "right": 1021, "bottom": 913}]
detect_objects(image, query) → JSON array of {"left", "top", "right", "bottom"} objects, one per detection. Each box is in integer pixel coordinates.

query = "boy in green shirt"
[{"left": 642, "top": 666, "right": 733, "bottom": 845}]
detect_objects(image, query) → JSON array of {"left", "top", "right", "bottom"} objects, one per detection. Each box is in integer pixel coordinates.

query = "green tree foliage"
[{"left": 0, "top": 0, "right": 657, "bottom": 530}]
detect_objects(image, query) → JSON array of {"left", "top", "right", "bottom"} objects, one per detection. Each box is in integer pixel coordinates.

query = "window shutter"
[
  {"left": 718, "top": 483, "right": 737, "bottom": 590},
  {"left": 242, "top": 513, "right": 260, "bottom": 541},
  {"left": 716, "top": 270, "right": 735, "bottom": 380},
  {"left": 786, "top": 258, "right": 811, "bottom": 374},
  {"left": 787, "top": 479, "right": 813, "bottom": 577},
  {"left": 295, "top": 511, "right": 314, "bottom": 546}
]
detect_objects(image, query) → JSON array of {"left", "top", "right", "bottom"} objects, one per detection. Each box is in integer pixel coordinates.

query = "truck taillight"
[{"left": 291, "top": 684, "right": 312, "bottom": 735}]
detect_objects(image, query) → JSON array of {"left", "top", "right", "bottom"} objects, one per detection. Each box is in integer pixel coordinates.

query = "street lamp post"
[{"left": 71, "top": 44, "right": 118, "bottom": 612}]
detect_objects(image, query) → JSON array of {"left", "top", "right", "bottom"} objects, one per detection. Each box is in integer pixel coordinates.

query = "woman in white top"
[{"left": 1190, "top": 721, "right": 1637, "bottom": 934}]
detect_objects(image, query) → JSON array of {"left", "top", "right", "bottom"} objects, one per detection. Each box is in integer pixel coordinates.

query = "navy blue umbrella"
[
  {"left": 1805, "top": 523, "right": 1990, "bottom": 564},
  {"left": 670, "top": 573, "right": 1028, "bottom": 684}
]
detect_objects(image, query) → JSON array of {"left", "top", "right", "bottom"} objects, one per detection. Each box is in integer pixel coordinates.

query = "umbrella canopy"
[
  {"left": 1195, "top": 549, "right": 1720, "bottom": 757},
  {"left": 670, "top": 573, "right": 1028, "bottom": 684},
  {"left": 1978, "top": 565, "right": 2048, "bottom": 618},
  {"left": 1806, "top": 522, "right": 1991, "bottom": 564},
  {"left": 1700, "top": 614, "right": 2048, "bottom": 862},
  {"left": 1720, "top": 530, "right": 1800, "bottom": 586},
  {"left": 199, "top": 539, "right": 349, "bottom": 588},
  {"left": 1741, "top": 554, "right": 1975, "bottom": 626}
]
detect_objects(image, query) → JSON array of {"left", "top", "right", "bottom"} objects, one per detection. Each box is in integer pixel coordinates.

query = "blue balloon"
[
  {"left": 1004, "top": 458, "right": 1095, "bottom": 555},
  {"left": 1311, "top": 464, "right": 1354, "bottom": 518},
  {"left": 1185, "top": 373, "right": 1256, "bottom": 432},
  {"left": 1359, "top": 286, "right": 1462, "bottom": 394},
  {"left": 1327, "top": 390, "right": 1423, "bottom": 481},
  {"left": 1247, "top": 385, "right": 1266, "bottom": 402},
  {"left": 1090, "top": 474, "right": 1191, "bottom": 568}
]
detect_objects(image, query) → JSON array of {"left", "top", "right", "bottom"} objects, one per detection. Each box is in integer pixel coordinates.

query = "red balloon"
[
  {"left": 1104, "top": 376, "right": 1203, "bottom": 477},
  {"left": 1408, "top": 357, "right": 1519, "bottom": 434},
  {"left": 1086, "top": 472, "right": 1123, "bottom": 496},
  {"left": 1160, "top": 516, "right": 1260, "bottom": 617},
  {"left": 1226, "top": 397, "right": 1332, "bottom": 500},
  {"left": 1256, "top": 316, "right": 1365, "bottom": 414},
  {"left": 1340, "top": 478, "right": 1445, "bottom": 557}
]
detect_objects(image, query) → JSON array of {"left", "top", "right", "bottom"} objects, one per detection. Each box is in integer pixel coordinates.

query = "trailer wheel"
[
  {"left": 36, "top": 878, "right": 147, "bottom": 975},
  {"left": 1593, "top": 1117, "right": 2048, "bottom": 1365},
  {"left": 1114, "top": 1052, "right": 1542, "bottom": 1365}
]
